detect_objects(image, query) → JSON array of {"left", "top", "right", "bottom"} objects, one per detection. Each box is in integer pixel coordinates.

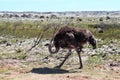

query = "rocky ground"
[{"left": 0, "top": 35, "right": 120, "bottom": 80}]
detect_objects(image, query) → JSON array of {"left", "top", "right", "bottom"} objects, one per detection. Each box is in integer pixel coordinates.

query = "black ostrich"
[{"left": 47, "top": 26, "right": 97, "bottom": 69}]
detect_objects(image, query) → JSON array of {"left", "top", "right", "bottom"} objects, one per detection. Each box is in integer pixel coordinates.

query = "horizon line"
[{"left": 0, "top": 10, "right": 120, "bottom": 13}]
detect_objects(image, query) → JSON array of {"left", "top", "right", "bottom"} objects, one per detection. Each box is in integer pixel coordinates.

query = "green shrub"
[{"left": 15, "top": 48, "right": 24, "bottom": 53}]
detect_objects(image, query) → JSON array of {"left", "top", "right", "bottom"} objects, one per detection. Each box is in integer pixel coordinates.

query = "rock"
[{"left": 6, "top": 42, "right": 12, "bottom": 46}]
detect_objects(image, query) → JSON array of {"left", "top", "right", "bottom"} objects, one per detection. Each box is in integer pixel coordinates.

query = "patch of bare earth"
[{"left": 0, "top": 60, "right": 120, "bottom": 80}]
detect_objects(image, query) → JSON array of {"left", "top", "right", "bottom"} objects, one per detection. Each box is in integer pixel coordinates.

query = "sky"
[{"left": 0, "top": 0, "right": 120, "bottom": 12}]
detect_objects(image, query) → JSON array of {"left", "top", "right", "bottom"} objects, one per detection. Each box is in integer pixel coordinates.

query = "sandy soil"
[{"left": 0, "top": 65, "right": 120, "bottom": 80}]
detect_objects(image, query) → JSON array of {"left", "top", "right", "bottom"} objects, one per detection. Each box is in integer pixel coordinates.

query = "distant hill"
[{"left": 0, "top": 11, "right": 120, "bottom": 18}]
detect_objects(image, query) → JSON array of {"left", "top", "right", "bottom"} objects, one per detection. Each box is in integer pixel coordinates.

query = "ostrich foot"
[
  {"left": 78, "top": 66, "right": 83, "bottom": 69},
  {"left": 54, "top": 66, "right": 61, "bottom": 69}
]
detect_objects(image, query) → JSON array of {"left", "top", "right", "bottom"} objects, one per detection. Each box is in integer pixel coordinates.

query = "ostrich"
[{"left": 47, "top": 26, "right": 97, "bottom": 69}]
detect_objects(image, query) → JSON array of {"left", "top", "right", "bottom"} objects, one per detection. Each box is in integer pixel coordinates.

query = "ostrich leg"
[
  {"left": 76, "top": 49, "right": 83, "bottom": 69},
  {"left": 54, "top": 50, "right": 72, "bottom": 68}
]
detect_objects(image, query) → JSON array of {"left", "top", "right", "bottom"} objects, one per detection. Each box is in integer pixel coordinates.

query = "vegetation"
[
  {"left": 0, "top": 20, "right": 120, "bottom": 40},
  {"left": 86, "top": 52, "right": 120, "bottom": 69}
]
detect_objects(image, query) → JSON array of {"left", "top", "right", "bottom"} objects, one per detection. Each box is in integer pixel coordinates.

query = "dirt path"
[
  {"left": 0, "top": 66, "right": 120, "bottom": 80},
  {"left": 8, "top": 73, "right": 92, "bottom": 80}
]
